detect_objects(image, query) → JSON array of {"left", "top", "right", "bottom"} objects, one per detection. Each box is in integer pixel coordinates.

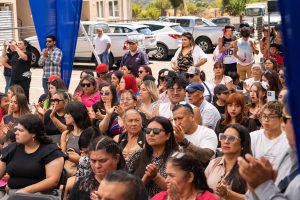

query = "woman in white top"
[
  {"left": 208, "top": 62, "right": 234, "bottom": 90},
  {"left": 171, "top": 32, "right": 207, "bottom": 74},
  {"left": 138, "top": 80, "right": 159, "bottom": 119}
]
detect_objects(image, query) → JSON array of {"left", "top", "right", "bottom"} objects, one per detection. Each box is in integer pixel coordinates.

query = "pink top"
[
  {"left": 81, "top": 91, "right": 100, "bottom": 108},
  {"left": 151, "top": 191, "right": 217, "bottom": 200}
]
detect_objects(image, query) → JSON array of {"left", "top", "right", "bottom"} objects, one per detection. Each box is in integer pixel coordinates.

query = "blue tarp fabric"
[
  {"left": 278, "top": 0, "right": 300, "bottom": 165},
  {"left": 29, "top": 0, "right": 82, "bottom": 88}
]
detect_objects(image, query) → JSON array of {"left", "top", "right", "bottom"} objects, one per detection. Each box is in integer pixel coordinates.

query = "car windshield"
[
  {"left": 94, "top": 24, "right": 110, "bottom": 34},
  {"left": 202, "top": 18, "right": 217, "bottom": 26},
  {"left": 245, "top": 8, "right": 265, "bottom": 16},
  {"left": 170, "top": 25, "right": 185, "bottom": 33},
  {"left": 136, "top": 27, "right": 152, "bottom": 35}
]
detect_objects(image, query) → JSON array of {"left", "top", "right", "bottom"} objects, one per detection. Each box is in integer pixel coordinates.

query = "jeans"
[
  {"left": 98, "top": 50, "right": 109, "bottom": 66},
  {"left": 4, "top": 75, "right": 11, "bottom": 93},
  {"left": 42, "top": 77, "right": 49, "bottom": 95}
]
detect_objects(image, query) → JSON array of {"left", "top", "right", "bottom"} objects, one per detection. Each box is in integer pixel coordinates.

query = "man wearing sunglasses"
[
  {"left": 186, "top": 83, "right": 221, "bottom": 130},
  {"left": 38, "top": 35, "right": 63, "bottom": 94},
  {"left": 239, "top": 94, "right": 299, "bottom": 200},
  {"left": 172, "top": 104, "right": 217, "bottom": 164},
  {"left": 186, "top": 67, "right": 213, "bottom": 103}
]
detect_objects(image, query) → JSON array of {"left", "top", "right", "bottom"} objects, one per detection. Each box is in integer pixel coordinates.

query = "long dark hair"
[
  {"left": 98, "top": 82, "right": 118, "bottom": 107},
  {"left": 223, "top": 124, "right": 251, "bottom": 194},
  {"left": 168, "top": 152, "right": 213, "bottom": 192},
  {"left": 18, "top": 114, "right": 52, "bottom": 144},
  {"left": 263, "top": 70, "right": 282, "bottom": 98},
  {"left": 21, "top": 39, "right": 33, "bottom": 53},
  {"left": 89, "top": 136, "right": 126, "bottom": 170},
  {"left": 133, "top": 116, "right": 178, "bottom": 178},
  {"left": 65, "top": 101, "right": 91, "bottom": 131}
]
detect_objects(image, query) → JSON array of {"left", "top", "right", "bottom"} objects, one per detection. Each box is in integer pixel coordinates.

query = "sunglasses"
[
  {"left": 50, "top": 99, "right": 63, "bottom": 103},
  {"left": 186, "top": 74, "right": 195, "bottom": 79},
  {"left": 100, "top": 90, "right": 110, "bottom": 95},
  {"left": 81, "top": 83, "right": 92, "bottom": 88},
  {"left": 219, "top": 133, "right": 240, "bottom": 143},
  {"left": 282, "top": 114, "right": 292, "bottom": 124},
  {"left": 145, "top": 128, "right": 165, "bottom": 135}
]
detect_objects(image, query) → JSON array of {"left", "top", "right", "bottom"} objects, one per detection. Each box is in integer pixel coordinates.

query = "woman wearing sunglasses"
[
  {"left": 44, "top": 90, "right": 72, "bottom": 144},
  {"left": 205, "top": 124, "right": 251, "bottom": 200},
  {"left": 127, "top": 116, "right": 178, "bottom": 197},
  {"left": 152, "top": 152, "right": 216, "bottom": 200},
  {"left": 74, "top": 75, "right": 100, "bottom": 108},
  {"left": 91, "top": 83, "right": 118, "bottom": 128}
]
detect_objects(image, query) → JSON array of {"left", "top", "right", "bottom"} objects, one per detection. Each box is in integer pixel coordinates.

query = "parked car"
[
  {"left": 136, "top": 21, "right": 184, "bottom": 60},
  {"left": 109, "top": 23, "right": 157, "bottom": 54},
  {"left": 211, "top": 16, "right": 231, "bottom": 27},
  {"left": 26, "top": 21, "right": 145, "bottom": 68},
  {"left": 161, "top": 16, "right": 223, "bottom": 53}
]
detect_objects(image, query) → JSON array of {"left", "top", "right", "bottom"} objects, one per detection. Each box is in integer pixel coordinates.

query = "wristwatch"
[{"left": 179, "top": 138, "right": 190, "bottom": 149}]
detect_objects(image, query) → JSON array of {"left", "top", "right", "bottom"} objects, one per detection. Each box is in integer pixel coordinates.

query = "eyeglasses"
[
  {"left": 46, "top": 40, "right": 53, "bottom": 43},
  {"left": 282, "top": 114, "right": 292, "bottom": 124},
  {"left": 100, "top": 90, "right": 110, "bottom": 95},
  {"left": 138, "top": 71, "right": 145, "bottom": 74},
  {"left": 145, "top": 128, "right": 165, "bottom": 135},
  {"left": 261, "top": 114, "right": 280, "bottom": 121},
  {"left": 81, "top": 83, "right": 92, "bottom": 88},
  {"left": 120, "top": 98, "right": 133, "bottom": 102},
  {"left": 219, "top": 133, "right": 240, "bottom": 143},
  {"left": 50, "top": 99, "right": 63, "bottom": 103}
]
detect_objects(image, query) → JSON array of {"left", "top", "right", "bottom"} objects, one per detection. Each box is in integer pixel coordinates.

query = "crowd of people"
[{"left": 0, "top": 23, "right": 298, "bottom": 200}]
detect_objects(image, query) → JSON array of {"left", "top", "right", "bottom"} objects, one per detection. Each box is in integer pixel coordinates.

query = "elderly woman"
[
  {"left": 152, "top": 152, "right": 217, "bottom": 200},
  {"left": 99, "top": 90, "right": 147, "bottom": 137},
  {"left": 127, "top": 116, "right": 178, "bottom": 197},
  {"left": 0, "top": 114, "right": 65, "bottom": 198},
  {"left": 205, "top": 124, "right": 251, "bottom": 200},
  {"left": 74, "top": 75, "right": 100, "bottom": 108},
  {"left": 114, "top": 109, "right": 145, "bottom": 160},
  {"left": 171, "top": 32, "right": 207, "bottom": 75},
  {"left": 69, "top": 136, "right": 126, "bottom": 200}
]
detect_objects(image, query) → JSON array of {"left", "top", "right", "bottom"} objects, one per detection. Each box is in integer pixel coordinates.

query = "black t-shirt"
[
  {"left": 44, "top": 110, "right": 66, "bottom": 136},
  {"left": 7, "top": 51, "right": 32, "bottom": 81},
  {"left": 213, "top": 102, "right": 225, "bottom": 116},
  {"left": 1, "top": 143, "right": 65, "bottom": 189}
]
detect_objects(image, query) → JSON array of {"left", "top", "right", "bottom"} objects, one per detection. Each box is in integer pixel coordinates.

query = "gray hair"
[{"left": 123, "top": 109, "right": 142, "bottom": 120}]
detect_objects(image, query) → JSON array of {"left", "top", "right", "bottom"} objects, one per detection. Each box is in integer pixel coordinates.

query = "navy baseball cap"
[{"left": 186, "top": 83, "right": 204, "bottom": 92}]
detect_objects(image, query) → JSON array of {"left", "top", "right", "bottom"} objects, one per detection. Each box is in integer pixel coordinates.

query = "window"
[
  {"left": 96, "top": 0, "right": 104, "bottom": 18},
  {"left": 144, "top": 24, "right": 163, "bottom": 31},
  {"left": 171, "top": 25, "right": 186, "bottom": 33},
  {"left": 109, "top": 0, "right": 119, "bottom": 17},
  {"left": 176, "top": 19, "right": 190, "bottom": 27},
  {"left": 136, "top": 27, "right": 152, "bottom": 35}
]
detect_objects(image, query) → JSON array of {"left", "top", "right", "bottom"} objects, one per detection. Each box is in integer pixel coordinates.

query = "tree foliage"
[
  {"left": 169, "top": 0, "right": 183, "bottom": 15},
  {"left": 225, "top": 0, "right": 249, "bottom": 16},
  {"left": 132, "top": 3, "right": 142, "bottom": 18}
]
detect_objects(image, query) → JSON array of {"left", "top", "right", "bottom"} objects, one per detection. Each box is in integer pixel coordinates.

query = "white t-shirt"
[
  {"left": 208, "top": 75, "right": 233, "bottom": 89},
  {"left": 199, "top": 100, "right": 221, "bottom": 130},
  {"left": 93, "top": 34, "right": 111, "bottom": 55},
  {"left": 250, "top": 129, "right": 289, "bottom": 166},
  {"left": 185, "top": 125, "right": 218, "bottom": 153}
]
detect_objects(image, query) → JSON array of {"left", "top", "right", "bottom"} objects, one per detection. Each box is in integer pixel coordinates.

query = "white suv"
[
  {"left": 109, "top": 23, "right": 157, "bottom": 54},
  {"left": 138, "top": 21, "right": 185, "bottom": 60}
]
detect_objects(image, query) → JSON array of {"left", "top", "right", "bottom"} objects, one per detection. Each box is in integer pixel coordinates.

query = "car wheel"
[
  {"left": 196, "top": 37, "right": 213, "bottom": 53},
  {"left": 154, "top": 44, "right": 168, "bottom": 60},
  {"left": 31, "top": 47, "right": 40, "bottom": 68}
]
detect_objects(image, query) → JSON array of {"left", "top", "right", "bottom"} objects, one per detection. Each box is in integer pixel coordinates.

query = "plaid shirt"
[{"left": 38, "top": 47, "right": 62, "bottom": 78}]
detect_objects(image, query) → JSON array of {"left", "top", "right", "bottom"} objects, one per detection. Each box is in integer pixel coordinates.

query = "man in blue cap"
[{"left": 186, "top": 83, "right": 221, "bottom": 130}]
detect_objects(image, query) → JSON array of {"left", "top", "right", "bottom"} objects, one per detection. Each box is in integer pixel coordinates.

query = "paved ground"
[{"left": 0, "top": 53, "right": 261, "bottom": 102}]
